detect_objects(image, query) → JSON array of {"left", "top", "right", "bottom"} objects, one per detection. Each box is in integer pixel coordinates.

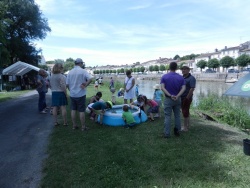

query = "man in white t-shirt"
[{"left": 66, "top": 58, "right": 93, "bottom": 131}]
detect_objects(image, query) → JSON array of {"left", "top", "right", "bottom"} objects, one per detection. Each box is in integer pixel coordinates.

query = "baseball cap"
[
  {"left": 107, "top": 101, "right": 113, "bottom": 108},
  {"left": 75, "top": 58, "right": 84, "bottom": 64}
]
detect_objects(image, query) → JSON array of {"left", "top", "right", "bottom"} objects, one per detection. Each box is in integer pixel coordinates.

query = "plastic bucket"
[{"left": 243, "top": 139, "right": 250, "bottom": 156}]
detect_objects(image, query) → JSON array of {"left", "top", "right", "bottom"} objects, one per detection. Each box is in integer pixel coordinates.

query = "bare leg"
[
  {"left": 129, "top": 99, "right": 133, "bottom": 103},
  {"left": 124, "top": 99, "right": 128, "bottom": 104},
  {"left": 53, "top": 106, "right": 58, "bottom": 124},
  {"left": 71, "top": 110, "right": 77, "bottom": 128},
  {"left": 79, "top": 112, "right": 86, "bottom": 129},
  {"left": 183, "top": 117, "right": 189, "bottom": 131},
  {"left": 61, "top": 106, "right": 67, "bottom": 125},
  {"left": 99, "top": 114, "right": 103, "bottom": 124},
  {"left": 150, "top": 113, "right": 154, "bottom": 120}
]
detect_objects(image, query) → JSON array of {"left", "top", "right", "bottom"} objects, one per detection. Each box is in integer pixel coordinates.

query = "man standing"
[
  {"left": 66, "top": 58, "right": 93, "bottom": 131},
  {"left": 181, "top": 65, "right": 196, "bottom": 131},
  {"left": 160, "top": 62, "right": 186, "bottom": 138}
]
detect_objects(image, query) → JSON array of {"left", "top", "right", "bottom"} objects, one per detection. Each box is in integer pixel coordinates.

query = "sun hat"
[
  {"left": 153, "top": 84, "right": 161, "bottom": 89},
  {"left": 119, "top": 88, "right": 124, "bottom": 91},
  {"left": 107, "top": 101, "right": 113, "bottom": 108}
]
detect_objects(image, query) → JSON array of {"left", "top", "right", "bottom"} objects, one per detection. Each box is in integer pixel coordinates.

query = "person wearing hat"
[
  {"left": 153, "top": 83, "right": 163, "bottom": 117},
  {"left": 89, "top": 101, "right": 113, "bottom": 125},
  {"left": 181, "top": 65, "right": 196, "bottom": 132},
  {"left": 66, "top": 58, "right": 93, "bottom": 131},
  {"left": 160, "top": 62, "right": 186, "bottom": 138}
]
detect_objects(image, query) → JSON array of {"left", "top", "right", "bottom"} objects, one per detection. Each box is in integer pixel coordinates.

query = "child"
[
  {"left": 122, "top": 105, "right": 136, "bottom": 128},
  {"left": 94, "top": 79, "right": 99, "bottom": 91},
  {"left": 110, "top": 88, "right": 116, "bottom": 105},
  {"left": 117, "top": 88, "right": 124, "bottom": 97},
  {"left": 88, "top": 101, "right": 113, "bottom": 125},
  {"left": 135, "top": 84, "right": 139, "bottom": 98},
  {"left": 153, "top": 84, "right": 163, "bottom": 117},
  {"left": 131, "top": 94, "right": 147, "bottom": 111},
  {"left": 88, "top": 92, "right": 102, "bottom": 120},
  {"left": 146, "top": 99, "right": 159, "bottom": 121}
]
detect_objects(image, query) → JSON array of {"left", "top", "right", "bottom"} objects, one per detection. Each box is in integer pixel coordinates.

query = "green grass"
[
  {"left": 195, "top": 94, "right": 250, "bottom": 129},
  {"left": 41, "top": 85, "right": 250, "bottom": 187},
  {"left": 0, "top": 90, "right": 30, "bottom": 102}
]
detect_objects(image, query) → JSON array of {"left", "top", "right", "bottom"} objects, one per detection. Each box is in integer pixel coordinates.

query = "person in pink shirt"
[{"left": 146, "top": 99, "right": 159, "bottom": 121}]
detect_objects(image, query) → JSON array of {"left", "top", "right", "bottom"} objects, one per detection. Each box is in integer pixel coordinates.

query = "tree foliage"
[
  {"left": 173, "top": 55, "right": 180, "bottom": 60},
  {"left": 236, "top": 54, "right": 250, "bottom": 68},
  {"left": 220, "top": 56, "right": 235, "bottom": 68},
  {"left": 207, "top": 58, "right": 220, "bottom": 69},
  {"left": 196, "top": 60, "right": 207, "bottom": 71},
  {"left": 0, "top": 0, "right": 51, "bottom": 66}
]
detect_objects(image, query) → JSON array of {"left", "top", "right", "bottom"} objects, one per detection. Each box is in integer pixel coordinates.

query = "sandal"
[
  {"left": 54, "top": 122, "right": 60, "bottom": 127},
  {"left": 149, "top": 118, "right": 154, "bottom": 121},
  {"left": 63, "top": 123, "right": 68, "bottom": 126},
  {"left": 81, "top": 127, "right": 89, "bottom": 131},
  {"left": 72, "top": 126, "right": 79, "bottom": 130}
]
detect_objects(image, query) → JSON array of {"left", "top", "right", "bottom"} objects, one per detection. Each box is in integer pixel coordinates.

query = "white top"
[
  {"left": 124, "top": 76, "right": 135, "bottom": 100},
  {"left": 66, "top": 66, "right": 92, "bottom": 97},
  {"left": 50, "top": 73, "right": 66, "bottom": 92}
]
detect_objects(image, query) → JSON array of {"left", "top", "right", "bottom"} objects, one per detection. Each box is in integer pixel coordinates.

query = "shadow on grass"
[
  {"left": 42, "top": 115, "right": 250, "bottom": 187},
  {"left": 41, "top": 90, "right": 250, "bottom": 187}
]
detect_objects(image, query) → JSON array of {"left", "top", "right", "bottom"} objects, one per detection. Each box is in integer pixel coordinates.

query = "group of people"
[{"left": 36, "top": 59, "right": 196, "bottom": 136}]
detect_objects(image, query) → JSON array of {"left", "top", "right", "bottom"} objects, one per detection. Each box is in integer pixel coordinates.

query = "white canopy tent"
[{"left": 2, "top": 61, "right": 40, "bottom": 76}]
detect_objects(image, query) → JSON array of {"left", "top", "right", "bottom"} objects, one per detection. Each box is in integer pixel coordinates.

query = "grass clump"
[{"left": 195, "top": 94, "right": 250, "bottom": 129}]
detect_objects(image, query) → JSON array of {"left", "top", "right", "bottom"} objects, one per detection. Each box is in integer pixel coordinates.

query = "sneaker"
[
  {"left": 40, "top": 110, "right": 47, "bottom": 114},
  {"left": 174, "top": 128, "right": 180, "bottom": 137}
]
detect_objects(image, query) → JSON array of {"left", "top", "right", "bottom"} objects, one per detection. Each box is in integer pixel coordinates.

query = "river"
[{"left": 135, "top": 79, "right": 250, "bottom": 112}]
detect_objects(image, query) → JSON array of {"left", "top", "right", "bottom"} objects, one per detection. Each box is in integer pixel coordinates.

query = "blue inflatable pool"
[{"left": 98, "top": 105, "right": 147, "bottom": 126}]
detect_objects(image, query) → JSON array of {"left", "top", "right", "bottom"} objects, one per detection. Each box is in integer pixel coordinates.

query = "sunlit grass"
[{"left": 41, "top": 84, "right": 250, "bottom": 187}]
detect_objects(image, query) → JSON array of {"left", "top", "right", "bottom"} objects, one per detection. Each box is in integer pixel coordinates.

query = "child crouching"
[{"left": 88, "top": 101, "right": 113, "bottom": 125}]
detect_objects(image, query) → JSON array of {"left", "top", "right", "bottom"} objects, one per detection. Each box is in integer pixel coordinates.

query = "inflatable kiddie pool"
[{"left": 98, "top": 105, "right": 147, "bottom": 126}]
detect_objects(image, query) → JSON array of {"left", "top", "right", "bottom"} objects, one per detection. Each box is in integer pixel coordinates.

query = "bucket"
[{"left": 243, "top": 139, "right": 250, "bottom": 156}]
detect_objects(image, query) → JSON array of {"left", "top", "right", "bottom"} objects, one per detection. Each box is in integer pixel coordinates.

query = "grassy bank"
[
  {"left": 41, "top": 84, "right": 250, "bottom": 187},
  {"left": 0, "top": 90, "right": 30, "bottom": 102}
]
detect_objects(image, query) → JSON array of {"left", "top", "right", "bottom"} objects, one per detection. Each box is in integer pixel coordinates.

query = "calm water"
[{"left": 135, "top": 79, "right": 250, "bottom": 113}]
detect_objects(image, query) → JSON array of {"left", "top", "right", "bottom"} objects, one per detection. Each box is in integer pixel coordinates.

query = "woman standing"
[
  {"left": 50, "top": 63, "right": 68, "bottom": 126},
  {"left": 124, "top": 70, "right": 135, "bottom": 104}
]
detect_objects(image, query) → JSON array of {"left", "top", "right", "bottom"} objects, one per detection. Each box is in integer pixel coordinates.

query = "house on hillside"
[{"left": 194, "top": 41, "right": 250, "bottom": 72}]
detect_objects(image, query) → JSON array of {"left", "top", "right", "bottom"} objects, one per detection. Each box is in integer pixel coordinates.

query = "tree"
[
  {"left": 220, "top": 56, "right": 235, "bottom": 69},
  {"left": 149, "top": 65, "right": 154, "bottom": 72},
  {"left": 159, "top": 65, "right": 165, "bottom": 72},
  {"left": 64, "top": 62, "right": 74, "bottom": 72},
  {"left": 207, "top": 58, "right": 220, "bottom": 70},
  {"left": 196, "top": 60, "right": 207, "bottom": 71},
  {"left": 236, "top": 54, "right": 250, "bottom": 68},
  {"left": 54, "top": 59, "right": 65, "bottom": 64},
  {"left": 154, "top": 65, "right": 159, "bottom": 72},
  {"left": 0, "top": 0, "right": 51, "bottom": 66},
  {"left": 140, "top": 66, "right": 145, "bottom": 73},
  {"left": 173, "top": 55, "right": 180, "bottom": 60}
]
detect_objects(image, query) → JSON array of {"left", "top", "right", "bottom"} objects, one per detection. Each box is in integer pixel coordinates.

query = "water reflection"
[{"left": 136, "top": 79, "right": 250, "bottom": 113}]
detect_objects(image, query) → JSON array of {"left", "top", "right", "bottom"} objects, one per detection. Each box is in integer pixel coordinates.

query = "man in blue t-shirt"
[
  {"left": 181, "top": 65, "right": 196, "bottom": 132},
  {"left": 160, "top": 62, "right": 186, "bottom": 138}
]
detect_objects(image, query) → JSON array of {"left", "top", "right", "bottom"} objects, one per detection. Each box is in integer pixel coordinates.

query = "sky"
[{"left": 34, "top": 0, "right": 250, "bottom": 66}]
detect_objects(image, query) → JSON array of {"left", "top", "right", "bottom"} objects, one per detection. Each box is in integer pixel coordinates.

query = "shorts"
[
  {"left": 147, "top": 106, "right": 159, "bottom": 114},
  {"left": 181, "top": 98, "right": 192, "bottom": 117},
  {"left": 70, "top": 95, "right": 86, "bottom": 112}
]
